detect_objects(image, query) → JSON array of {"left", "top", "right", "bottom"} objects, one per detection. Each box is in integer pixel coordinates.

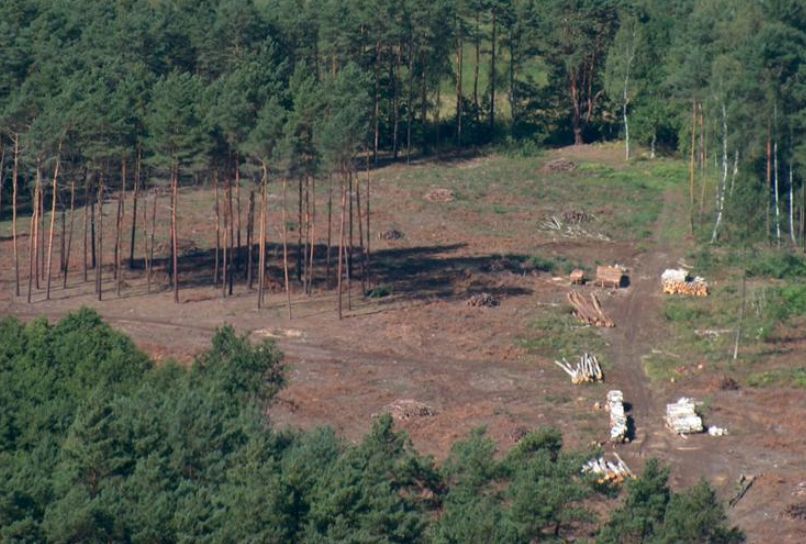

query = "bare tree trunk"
[
  {"left": 297, "top": 177, "right": 303, "bottom": 283},
  {"left": 129, "top": 147, "right": 141, "bottom": 267},
  {"left": 406, "top": 37, "right": 416, "bottom": 163},
  {"left": 213, "top": 172, "right": 220, "bottom": 285},
  {"left": 63, "top": 179, "right": 76, "bottom": 289},
  {"left": 711, "top": 104, "right": 728, "bottom": 243},
  {"left": 90, "top": 193, "right": 96, "bottom": 271},
  {"left": 59, "top": 195, "right": 65, "bottom": 279},
  {"left": 689, "top": 100, "right": 696, "bottom": 234},
  {"left": 789, "top": 162, "right": 796, "bottom": 245},
  {"left": 355, "top": 167, "right": 365, "bottom": 293},
  {"left": 171, "top": 165, "right": 179, "bottom": 303},
  {"left": 302, "top": 177, "right": 310, "bottom": 294},
  {"left": 365, "top": 152, "right": 371, "bottom": 288},
  {"left": 337, "top": 172, "right": 347, "bottom": 319},
  {"left": 766, "top": 126, "right": 772, "bottom": 242},
  {"left": 115, "top": 160, "right": 126, "bottom": 295},
  {"left": 307, "top": 176, "right": 316, "bottom": 293},
  {"left": 774, "top": 141, "right": 781, "bottom": 245},
  {"left": 455, "top": 31, "right": 463, "bottom": 145},
  {"left": 393, "top": 44, "right": 401, "bottom": 159},
  {"left": 96, "top": 175, "right": 104, "bottom": 301},
  {"left": 27, "top": 169, "right": 40, "bottom": 304},
  {"left": 228, "top": 177, "right": 234, "bottom": 295},
  {"left": 235, "top": 158, "right": 242, "bottom": 277},
  {"left": 247, "top": 188, "right": 255, "bottom": 289},
  {"left": 257, "top": 165, "right": 267, "bottom": 309},
  {"left": 38, "top": 177, "right": 45, "bottom": 285},
  {"left": 489, "top": 7, "right": 497, "bottom": 139},
  {"left": 473, "top": 12, "right": 480, "bottom": 115},
  {"left": 222, "top": 180, "right": 229, "bottom": 297},
  {"left": 32, "top": 165, "right": 42, "bottom": 292},
  {"left": 83, "top": 177, "right": 90, "bottom": 282},
  {"left": 45, "top": 150, "right": 62, "bottom": 300},
  {"left": 148, "top": 187, "right": 157, "bottom": 293},
  {"left": 282, "top": 177, "right": 292, "bottom": 319},
  {"left": 347, "top": 169, "right": 353, "bottom": 311},
  {"left": 698, "top": 104, "right": 706, "bottom": 221},
  {"left": 373, "top": 39, "right": 381, "bottom": 163},
  {"left": 326, "top": 175, "right": 333, "bottom": 284},
  {"left": 12, "top": 134, "right": 20, "bottom": 296}
]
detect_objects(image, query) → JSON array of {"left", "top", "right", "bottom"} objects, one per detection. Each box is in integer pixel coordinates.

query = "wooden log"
[{"left": 568, "top": 291, "right": 615, "bottom": 327}]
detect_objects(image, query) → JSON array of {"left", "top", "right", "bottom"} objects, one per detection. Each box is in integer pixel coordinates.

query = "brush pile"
[
  {"left": 567, "top": 291, "right": 615, "bottom": 327},
  {"left": 665, "top": 397, "right": 704, "bottom": 434},
  {"left": 661, "top": 268, "right": 709, "bottom": 296},
  {"left": 583, "top": 454, "right": 634, "bottom": 484},
  {"left": 466, "top": 292, "right": 499, "bottom": 307},
  {"left": 377, "top": 399, "right": 437, "bottom": 421},
  {"left": 424, "top": 188, "right": 456, "bottom": 202},
  {"left": 541, "top": 157, "right": 577, "bottom": 173},
  {"left": 606, "top": 390, "right": 628, "bottom": 443},
  {"left": 554, "top": 352, "right": 603, "bottom": 384}
]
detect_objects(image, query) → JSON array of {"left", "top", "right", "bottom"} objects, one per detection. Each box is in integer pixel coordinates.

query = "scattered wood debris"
[
  {"left": 554, "top": 352, "right": 603, "bottom": 384},
  {"left": 570, "top": 269, "right": 586, "bottom": 284},
  {"left": 583, "top": 453, "right": 634, "bottom": 484},
  {"left": 729, "top": 474, "right": 756, "bottom": 508},
  {"left": 466, "top": 292, "right": 499, "bottom": 307},
  {"left": 665, "top": 397, "right": 704, "bottom": 434},
  {"left": 661, "top": 268, "right": 709, "bottom": 296},
  {"left": 784, "top": 502, "right": 806, "bottom": 520},
  {"left": 562, "top": 209, "right": 592, "bottom": 223},
  {"left": 378, "top": 229, "right": 404, "bottom": 240},
  {"left": 424, "top": 188, "right": 456, "bottom": 202},
  {"left": 375, "top": 399, "right": 436, "bottom": 421},
  {"left": 596, "top": 265, "right": 627, "bottom": 288},
  {"left": 606, "top": 390, "right": 628, "bottom": 443},
  {"left": 540, "top": 215, "right": 611, "bottom": 241},
  {"left": 541, "top": 157, "right": 576, "bottom": 173},
  {"left": 568, "top": 291, "right": 615, "bottom": 327}
]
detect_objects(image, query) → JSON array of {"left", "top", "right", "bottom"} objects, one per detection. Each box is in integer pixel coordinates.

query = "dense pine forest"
[
  {"left": 0, "top": 310, "right": 743, "bottom": 542},
  {"left": 0, "top": 0, "right": 804, "bottom": 307}
]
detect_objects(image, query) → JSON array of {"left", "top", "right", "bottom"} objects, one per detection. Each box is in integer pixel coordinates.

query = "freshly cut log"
[
  {"left": 665, "top": 397, "right": 703, "bottom": 434},
  {"left": 596, "top": 265, "right": 626, "bottom": 288},
  {"left": 606, "top": 390, "right": 628, "bottom": 443},
  {"left": 567, "top": 291, "right": 615, "bottom": 327},
  {"left": 582, "top": 453, "right": 634, "bottom": 484},
  {"left": 554, "top": 352, "right": 603, "bottom": 384}
]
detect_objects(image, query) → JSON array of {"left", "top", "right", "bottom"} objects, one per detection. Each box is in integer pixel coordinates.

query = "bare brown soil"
[{"left": 1, "top": 145, "right": 803, "bottom": 542}]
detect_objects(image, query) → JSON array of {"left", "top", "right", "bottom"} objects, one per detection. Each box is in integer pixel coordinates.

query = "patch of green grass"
[
  {"left": 643, "top": 352, "right": 681, "bottom": 382},
  {"left": 518, "top": 310, "right": 606, "bottom": 361},
  {"left": 746, "top": 367, "right": 806, "bottom": 388}
]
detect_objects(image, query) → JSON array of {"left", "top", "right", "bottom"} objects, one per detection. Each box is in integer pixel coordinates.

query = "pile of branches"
[
  {"left": 376, "top": 399, "right": 437, "bottom": 421},
  {"left": 378, "top": 229, "right": 404, "bottom": 240},
  {"left": 567, "top": 291, "right": 615, "bottom": 327},
  {"left": 583, "top": 453, "right": 634, "bottom": 484},
  {"left": 540, "top": 215, "right": 611, "bottom": 241},
  {"left": 606, "top": 390, "right": 628, "bottom": 443},
  {"left": 424, "top": 188, "right": 456, "bottom": 202},
  {"left": 554, "top": 352, "right": 603, "bottom": 384},
  {"left": 466, "top": 292, "right": 499, "bottom": 307},
  {"left": 540, "top": 157, "right": 577, "bottom": 173}
]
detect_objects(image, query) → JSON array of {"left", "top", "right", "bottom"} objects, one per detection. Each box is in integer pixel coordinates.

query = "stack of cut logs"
[
  {"left": 596, "top": 265, "right": 627, "bottom": 288},
  {"left": 665, "top": 397, "right": 703, "bottom": 434},
  {"left": 661, "top": 268, "right": 709, "bottom": 296},
  {"left": 607, "top": 390, "right": 628, "bottom": 443},
  {"left": 583, "top": 454, "right": 634, "bottom": 484},
  {"left": 568, "top": 291, "right": 615, "bottom": 327},
  {"left": 554, "top": 352, "right": 603, "bottom": 384}
]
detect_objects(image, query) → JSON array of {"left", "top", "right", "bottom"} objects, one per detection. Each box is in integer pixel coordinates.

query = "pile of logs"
[
  {"left": 466, "top": 292, "right": 499, "bottom": 307},
  {"left": 568, "top": 291, "right": 615, "bottom": 327},
  {"left": 554, "top": 353, "right": 603, "bottom": 384},
  {"left": 570, "top": 269, "right": 586, "bottom": 284},
  {"left": 661, "top": 268, "right": 709, "bottom": 296},
  {"left": 665, "top": 397, "right": 704, "bottom": 434},
  {"left": 583, "top": 453, "right": 634, "bottom": 484},
  {"left": 607, "top": 390, "right": 628, "bottom": 443},
  {"left": 596, "top": 265, "right": 627, "bottom": 288}
]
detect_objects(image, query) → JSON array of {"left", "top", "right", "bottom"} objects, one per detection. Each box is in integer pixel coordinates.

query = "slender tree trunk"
[
  {"left": 307, "top": 176, "right": 316, "bottom": 293},
  {"left": 297, "top": 177, "right": 303, "bottom": 283},
  {"left": 406, "top": 38, "right": 415, "bottom": 163},
  {"left": 420, "top": 50, "right": 428, "bottom": 154},
  {"left": 282, "top": 177, "right": 292, "bottom": 319},
  {"left": 115, "top": 160, "right": 126, "bottom": 295},
  {"left": 90, "top": 193, "right": 96, "bottom": 270},
  {"left": 129, "top": 147, "right": 141, "bottom": 267},
  {"left": 59, "top": 194, "right": 65, "bottom": 278},
  {"left": 235, "top": 158, "right": 242, "bottom": 277},
  {"left": 45, "top": 150, "right": 62, "bottom": 300},
  {"left": 302, "top": 177, "right": 310, "bottom": 294},
  {"left": 733, "top": 250, "right": 747, "bottom": 361},
  {"left": 697, "top": 104, "right": 706, "bottom": 222},
  {"left": 689, "top": 100, "right": 696, "bottom": 234},
  {"left": 455, "top": 32, "right": 463, "bottom": 145},
  {"left": 365, "top": 149, "right": 371, "bottom": 288},
  {"left": 222, "top": 180, "right": 229, "bottom": 297},
  {"left": 96, "top": 175, "right": 104, "bottom": 301},
  {"left": 247, "top": 188, "right": 255, "bottom": 289},
  {"left": 473, "top": 11, "right": 480, "bottom": 115},
  {"left": 393, "top": 44, "right": 402, "bottom": 160},
  {"left": 83, "top": 178, "right": 90, "bottom": 282},
  {"left": 347, "top": 169, "right": 353, "bottom": 311},
  {"left": 228, "top": 176, "right": 234, "bottom": 295},
  {"left": 213, "top": 172, "right": 220, "bottom": 285},
  {"left": 711, "top": 104, "right": 728, "bottom": 243},
  {"left": 489, "top": 8, "right": 497, "bottom": 139},
  {"left": 789, "top": 162, "right": 796, "bottom": 245},
  {"left": 148, "top": 187, "right": 157, "bottom": 293},
  {"left": 171, "top": 165, "right": 179, "bottom": 303},
  {"left": 326, "top": 175, "right": 333, "bottom": 284},
  {"left": 337, "top": 172, "right": 347, "bottom": 319},
  {"left": 373, "top": 39, "right": 381, "bottom": 163},
  {"left": 27, "top": 170, "right": 40, "bottom": 303},
  {"left": 766, "top": 126, "right": 772, "bottom": 242},
  {"left": 12, "top": 135, "right": 20, "bottom": 296},
  {"left": 774, "top": 141, "right": 781, "bottom": 245},
  {"left": 570, "top": 74, "right": 583, "bottom": 145},
  {"left": 38, "top": 177, "right": 44, "bottom": 285},
  {"left": 257, "top": 165, "right": 267, "bottom": 309},
  {"left": 509, "top": 32, "right": 516, "bottom": 135},
  {"left": 63, "top": 179, "right": 76, "bottom": 289},
  {"left": 32, "top": 165, "right": 42, "bottom": 292},
  {"left": 355, "top": 167, "right": 365, "bottom": 293}
]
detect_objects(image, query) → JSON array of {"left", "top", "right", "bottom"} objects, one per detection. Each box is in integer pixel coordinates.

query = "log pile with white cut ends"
[
  {"left": 606, "top": 390, "right": 628, "bottom": 443},
  {"left": 596, "top": 265, "right": 627, "bottom": 288},
  {"left": 665, "top": 397, "right": 704, "bottom": 434},
  {"left": 567, "top": 291, "right": 615, "bottom": 327},
  {"left": 661, "top": 268, "right": 709, "bottom": 296},
  {"left": 554, "top": 352, "right": 603, "bottom": 384},
  {"left": 582, "top": 453, "right": 634, "bottom": 484}
]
